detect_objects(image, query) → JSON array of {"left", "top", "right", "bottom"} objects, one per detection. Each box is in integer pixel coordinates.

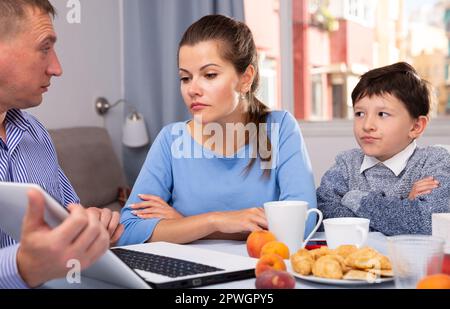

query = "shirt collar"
[
  {"left": 4, "top": 109, "right": 31, "bottom": 131},
  {"left": 360, "top": 140, "right": 417, "bottom": 176}
]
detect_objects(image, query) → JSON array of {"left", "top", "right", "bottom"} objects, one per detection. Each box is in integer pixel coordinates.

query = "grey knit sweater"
[{"left": 317, "top": 146, "right": 450, "bottom": 236}]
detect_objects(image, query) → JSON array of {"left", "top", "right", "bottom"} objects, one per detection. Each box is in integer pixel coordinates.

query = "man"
[{"left": 0, "top": 0, "right": 123, "bottom": 288}]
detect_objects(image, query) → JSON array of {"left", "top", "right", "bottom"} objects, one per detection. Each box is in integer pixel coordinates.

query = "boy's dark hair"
[
  {"left": 0, "top": 0, "right": 56, "bottom": 40},
  {"left": 351, "top": 62, "right": 431, "bottom": 118}
]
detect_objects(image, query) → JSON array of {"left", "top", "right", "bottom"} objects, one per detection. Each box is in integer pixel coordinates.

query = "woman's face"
[{"left": 178, "top": 40, "right": 247, "bottom": 125}]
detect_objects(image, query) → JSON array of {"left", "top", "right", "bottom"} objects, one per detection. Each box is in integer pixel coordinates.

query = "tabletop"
[{"left": 42, "top": 232, "right": 395, "bottom": 289}]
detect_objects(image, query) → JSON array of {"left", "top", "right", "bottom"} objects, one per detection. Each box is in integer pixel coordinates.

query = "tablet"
[
  {"left": 0, "top": 182, "right": 69, "bottom": 241},
  {"left": 0, "top": 181, "right": 150, "bottom": 289}
]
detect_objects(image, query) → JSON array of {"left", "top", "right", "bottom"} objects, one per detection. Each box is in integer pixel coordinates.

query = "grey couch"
[{"left": 49, "top": 127, "right": 128, "bottom": 212}]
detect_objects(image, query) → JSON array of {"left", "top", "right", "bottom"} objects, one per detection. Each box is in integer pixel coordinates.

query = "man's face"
[{"left": 0, "top": 7, "right": 62, "bottom": 112}]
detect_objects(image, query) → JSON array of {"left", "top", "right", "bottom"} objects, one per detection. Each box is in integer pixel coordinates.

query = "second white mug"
[{"left": 323, "top": 217, "right": 370, "bottom": 249}]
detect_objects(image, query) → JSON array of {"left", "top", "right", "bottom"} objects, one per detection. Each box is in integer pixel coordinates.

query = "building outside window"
[
  {"left": 244, "top": 0, "right": 450, "bottom": 121},
  {"left": 310, "top": 73, "right": 324, "bottom": 120},
  {"left": 258, "top": 54, "right": 278, "bottom": 109}
]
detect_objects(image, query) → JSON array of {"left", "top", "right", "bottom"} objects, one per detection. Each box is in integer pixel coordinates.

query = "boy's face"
[{"left": 353, "top": 94, "right": 424, "bottom": 162}]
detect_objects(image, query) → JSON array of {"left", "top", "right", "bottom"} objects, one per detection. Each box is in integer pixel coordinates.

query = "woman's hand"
[
  {"left": 131, "top": 194, "right": 183, "bottom": 220},
  {"left": 212, "top": 207, "right": 267, "bottom": 233},
  {"left": 408, "top": 176, "right": 440, "bottom": 200}
]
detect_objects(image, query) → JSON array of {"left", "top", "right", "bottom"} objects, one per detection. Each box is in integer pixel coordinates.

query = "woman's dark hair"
[
  {"left": 179, "top": 14, "right": 272, "bottom": 177},
  {"left": 351, "top": 62, "right": 432, "bottom": 118}
]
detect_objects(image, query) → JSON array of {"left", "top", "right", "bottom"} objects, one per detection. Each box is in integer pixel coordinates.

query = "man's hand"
[
  {"left": 16, "top": 189, "right": 110, "bottom": 288},
  {"left": 408, "top": 176, "right": 440, "bottom": 200},
  {"left": 86, "top": 207, "right": 124, "bottom": 246}
]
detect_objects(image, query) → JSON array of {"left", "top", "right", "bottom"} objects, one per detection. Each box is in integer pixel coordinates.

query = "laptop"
[
  {"left": 110, "top": 242, "right": 256, "bottom": 288},
  {"left": 0, "top": 182, "right": 257, "bottom": 289}
]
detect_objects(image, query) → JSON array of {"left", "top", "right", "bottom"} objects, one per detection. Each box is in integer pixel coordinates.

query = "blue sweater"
[
  {"left": 317, "top": 146, "right": 450, "bottom": 235},
  {"left": 119, "top": 111, "right": 317, "bottom": 245}
]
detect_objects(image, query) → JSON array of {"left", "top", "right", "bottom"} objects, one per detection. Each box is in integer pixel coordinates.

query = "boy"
[{"left": 317, "top": 62, "right": 450, "bottom": 235}]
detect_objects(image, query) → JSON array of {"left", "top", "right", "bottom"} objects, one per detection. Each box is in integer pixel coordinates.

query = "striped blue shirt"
[{"left": 0, "top": 109, "right": 79, "bottom": 289}]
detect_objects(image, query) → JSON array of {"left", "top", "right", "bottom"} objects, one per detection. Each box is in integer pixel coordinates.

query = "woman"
[{"left": 118, "top": 15, "right": 317, "bottom": 245}]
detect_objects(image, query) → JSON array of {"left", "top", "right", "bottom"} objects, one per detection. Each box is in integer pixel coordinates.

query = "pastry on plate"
[{"left": 312, "top": 255, "right": 344, "bottom": 279}]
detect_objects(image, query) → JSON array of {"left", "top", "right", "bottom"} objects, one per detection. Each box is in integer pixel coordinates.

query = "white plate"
[{"left": 287, "top": 266, "right": 394, "bottom": 286}]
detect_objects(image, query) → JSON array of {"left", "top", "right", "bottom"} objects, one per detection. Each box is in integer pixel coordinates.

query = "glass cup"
[{"left": 387, "top": 235, "right": 445, "bottom": 289}]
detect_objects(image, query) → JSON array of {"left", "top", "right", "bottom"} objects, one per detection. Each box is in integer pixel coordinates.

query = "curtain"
[{"left": 123, "top": 0, "right": 245, "bottom": 185}]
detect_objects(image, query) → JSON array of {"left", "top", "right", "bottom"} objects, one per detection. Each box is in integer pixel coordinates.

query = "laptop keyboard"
[{"left": 111, "top": 248, "right": 224, "bottom": 278}]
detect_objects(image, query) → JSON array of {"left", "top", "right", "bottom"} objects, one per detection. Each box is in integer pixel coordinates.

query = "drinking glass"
[{"left": 387, "top": 235, "right": 444, "bottom": 289}]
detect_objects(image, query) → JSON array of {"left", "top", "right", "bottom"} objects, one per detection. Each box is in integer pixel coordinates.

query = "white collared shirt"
[{"left": 360, "top": 140, "right": 417, "bottom": 176}]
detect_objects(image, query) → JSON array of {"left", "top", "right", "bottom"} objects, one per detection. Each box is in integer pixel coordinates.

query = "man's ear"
[
  {"left": 409, "top": 115, "right": 429, "bottom": 139},
  {"left": 239, "top": 65, "right": 255, "bottom": 93}
]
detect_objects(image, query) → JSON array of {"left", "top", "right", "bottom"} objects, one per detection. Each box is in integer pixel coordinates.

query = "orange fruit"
[
  {"left": 416, "top": 274, "right": 450, "bottom": 289},
  {"left": 255, "top": 253, "right": 287, "bottom": 277},
  {"left": 260, "top": 241, "right": 290, "bottom": 259},
  {"left": 246, "top": 231, "right": 277, "bottom": 258}
]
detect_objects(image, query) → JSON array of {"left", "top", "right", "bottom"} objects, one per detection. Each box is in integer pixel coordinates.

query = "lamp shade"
[{"left": 122, "top": 112, "right": 149, "bottom": 147}]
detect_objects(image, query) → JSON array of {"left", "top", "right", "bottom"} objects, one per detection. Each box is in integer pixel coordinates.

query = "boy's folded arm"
[
  {"left": 351, "top": 154, "right": 450, "bottom": 235},
  {"left": 348, "top": 181, "right": 450, "bottom": 235}
]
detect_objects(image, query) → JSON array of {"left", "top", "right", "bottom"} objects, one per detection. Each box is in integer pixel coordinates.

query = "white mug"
[
  {"left": 323, "top": 217, "right": 370, "bottom": 249},
  {"left": 263, "top": 201, "right": 323, "bottom": 254}
]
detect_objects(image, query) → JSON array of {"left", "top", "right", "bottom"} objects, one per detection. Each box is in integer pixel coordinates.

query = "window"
[
  {"left": 310, "top": 73, "right": 324, "bottom": 120},
  {"left": 244, "top": 0, "right": 450, "bottom": 121},
  {"left": 347, "top": 0, "right": 359, "bottom": 17},
  {"left": 332, "top": 82, "right": 345, "bottom": 119},
  {"left": 343, "top": 0, "right": 375, "bottom": 26},
  {"left": 258, "top": 55, "right": 278, "bottom": 110}
]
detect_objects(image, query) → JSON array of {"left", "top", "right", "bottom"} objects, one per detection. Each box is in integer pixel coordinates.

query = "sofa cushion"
[{"left": 49, "top": 127, "right": 127, "bottom": 208}]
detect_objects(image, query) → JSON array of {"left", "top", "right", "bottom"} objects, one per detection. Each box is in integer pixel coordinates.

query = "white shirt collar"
[{"left": 360, "top": 140, "right": 417, "bottom": 176}]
